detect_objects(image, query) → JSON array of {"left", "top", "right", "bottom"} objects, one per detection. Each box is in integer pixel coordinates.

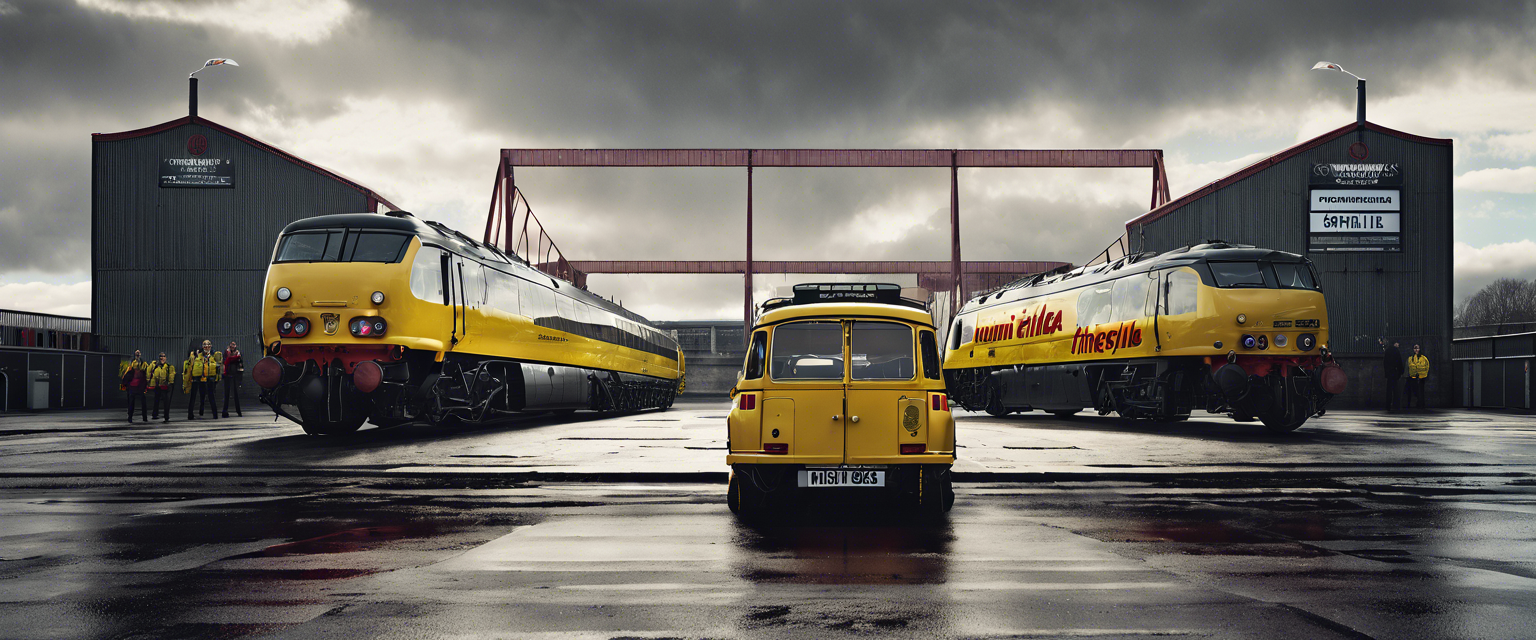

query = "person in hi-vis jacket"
[{"left": 185, "top": 340, "right": 223, "bottom": 420}]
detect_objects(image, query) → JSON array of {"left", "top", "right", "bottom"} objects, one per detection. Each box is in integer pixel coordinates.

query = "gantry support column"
[
  {"left": 745, "top": 151, "right": 754, "bottom": 343},
  {"left": 949, "top": 151, "right": 962, "bottom": 317}
]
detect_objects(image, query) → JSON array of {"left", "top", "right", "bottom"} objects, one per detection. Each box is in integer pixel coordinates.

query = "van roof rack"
[{"left": 759, "top": 283, "right": 926, "bottom": 311}]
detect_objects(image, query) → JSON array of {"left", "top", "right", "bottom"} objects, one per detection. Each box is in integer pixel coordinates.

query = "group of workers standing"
[
  {"left": 1380, "top": 338, "right": 1431, "bottom": 411},
  {"left": 119, "top": 340, "right": 245, "bottom": 423}
]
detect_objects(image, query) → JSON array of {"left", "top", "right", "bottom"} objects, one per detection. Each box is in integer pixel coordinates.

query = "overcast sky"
[{"left": 2, "top": 0, "right": 1534, "bottom": 320}]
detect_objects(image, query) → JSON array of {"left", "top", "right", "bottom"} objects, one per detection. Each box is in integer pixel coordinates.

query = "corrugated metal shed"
[
  {"left": 1128, "top": 121, "right": 1453, "bottom": 408},
  {"left": 91, "top": 116, "right": 396, "bottom": 374},
  {"left": 0, "top": 309, "right": 90, "bottom": 333}
]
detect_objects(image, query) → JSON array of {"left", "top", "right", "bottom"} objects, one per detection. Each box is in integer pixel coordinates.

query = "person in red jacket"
[
  {"left": 122, "top": 350, "right": 149, "bottom": 422},
  {"left": 222, "top": 341, "right": 245, "bottom": 418}
]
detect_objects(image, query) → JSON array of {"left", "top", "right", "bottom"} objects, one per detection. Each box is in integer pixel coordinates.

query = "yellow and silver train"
[
  {"left": 943, "top": 243, "right": 1347, "bottom": 432},
  {"left": 253, "top": 211, "right": 684, "bottom": 435}
]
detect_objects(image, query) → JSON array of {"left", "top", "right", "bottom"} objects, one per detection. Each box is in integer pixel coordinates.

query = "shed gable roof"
[
  {"left": 1127, "top": 121, "right": 1450, "bottom": 229},
  {"left": 93, "top": 115, "right": 398, "bottom": 211}
]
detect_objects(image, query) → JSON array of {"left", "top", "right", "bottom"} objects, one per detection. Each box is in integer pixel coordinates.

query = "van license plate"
[{"left": 798, "top": 469, "right": 886, "bottom": 487}]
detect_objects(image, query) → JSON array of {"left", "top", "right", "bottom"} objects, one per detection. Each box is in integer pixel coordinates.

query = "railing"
[{"left": 484, "top": 165, "right": 574, "bottom": 283}]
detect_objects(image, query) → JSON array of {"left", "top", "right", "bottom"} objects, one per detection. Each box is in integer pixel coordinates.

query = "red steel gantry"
[{"left": 484, "top": 149, "right": 1172, "bottom": 337}]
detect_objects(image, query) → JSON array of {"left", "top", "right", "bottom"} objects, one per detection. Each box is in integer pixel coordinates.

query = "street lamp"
[
  {"left": 187, "top": 58, "right": 239, "bottom": 118},
  {"left": 1312, "top": 61, "right": 1365, "bottom": 125}
]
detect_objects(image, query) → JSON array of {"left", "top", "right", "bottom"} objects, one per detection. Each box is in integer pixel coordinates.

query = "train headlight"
[
  {"left": 1274, "top": 334, "right": 1288, "bottom": 348},
  {"left": 1236, "top": 314, "right": 1247, "bottom": 325},
  {"left": 350, "top": 317, "right": 387, "bottom": 338},
  {"left": 1298, "top": 333, "right": 1317, "bottom": 351},
  {"left": 1257, "top": 334, "right": 1269, "bottom": 350},
  {"left": 276, "top": 287, "right": 291, "bottom": 301},
  {"left": 1241, "top": 334, "right": 1256, "bottom": 349},
  {"left": 371, "top": 291, "right": 385, "bottom": 305}
]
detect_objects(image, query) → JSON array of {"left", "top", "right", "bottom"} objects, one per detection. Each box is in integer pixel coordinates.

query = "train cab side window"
[
  {"left": 409, "top": 246, "right": 445, "bottom": 302},
  {"left": 1271, "top": 262, "right": 1318, "bottom": 290},
  {"left": 1165, "top": 268, "right": 1200, "bottom": 315},
  {"left": 486, "top": 269, "right": 520, "bottom": 315},
  {"left": 461, "top": 261, "right": 486, "bottom": 309},
  {"left": 1110, "top": 276, "right": 1149, "bottom": 322},
  {"left": 1144, "top": 271, "right": 1163, "bottom": 317},
  {"left": 919, "top": 330, "right": 942, "bottom": 380},
  {"left": 1077, "top": 285, "right": 1113, "bottom": 327},
  {"left": 1209, "top": 262, "right": 1267, "bottom": 288}
]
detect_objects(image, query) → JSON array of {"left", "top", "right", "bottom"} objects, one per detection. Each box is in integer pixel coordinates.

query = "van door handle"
[
  {"left": 832, "top": 414, "right": 841, "bottom": 421},
  {"left": 850, "top": 416, "right": 860, "bottom": 423}
]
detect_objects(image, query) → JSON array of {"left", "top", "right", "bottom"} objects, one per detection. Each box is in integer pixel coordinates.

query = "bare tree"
[{"left": 1456, "top": 278, "right": 1536, "bottom": 327}]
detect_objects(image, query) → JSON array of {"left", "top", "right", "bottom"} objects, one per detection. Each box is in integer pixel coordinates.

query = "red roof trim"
[
  {"left": 92, "top": 116, "right": 398, "bottom": 211},
  {"left": 1126, "top": 121, "right": 1451, "bottom": 229}
]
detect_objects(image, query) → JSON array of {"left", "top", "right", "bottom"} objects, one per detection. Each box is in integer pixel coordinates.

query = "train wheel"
[{"left": 984, "top": 382, "right": 1009, "bottom": 417}]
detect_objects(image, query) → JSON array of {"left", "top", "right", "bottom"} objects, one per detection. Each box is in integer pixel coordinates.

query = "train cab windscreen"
[{"left": 275, "top": 230, "right": 411, "bottom": 264}]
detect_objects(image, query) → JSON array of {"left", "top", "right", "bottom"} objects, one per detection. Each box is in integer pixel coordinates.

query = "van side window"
[
  {"left": 744, "top": 331, "right": 767, "bottom": 379},
  {"left": 919, "top": 330, "right": 942, "bottom": 380}
]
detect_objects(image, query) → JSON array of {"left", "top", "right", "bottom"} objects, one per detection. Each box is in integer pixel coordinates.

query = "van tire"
[
  {"left": 916, "top": 465, "right": 952, "bottom": 519},
  {"left": 729, "top": 467, "right": 768, "bottom": 519}
]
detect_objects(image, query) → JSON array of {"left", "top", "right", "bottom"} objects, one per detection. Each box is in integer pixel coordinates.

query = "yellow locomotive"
[
  {"left": 943, "top": 243, "right": 1346, "bottom": 432},
  {"left": 252, "top": 212, "right": 683, "bottom": 435}
]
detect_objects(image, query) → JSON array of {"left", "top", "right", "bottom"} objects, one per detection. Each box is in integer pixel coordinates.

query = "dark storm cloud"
[
  {"left": 353, "top": 0, "right": 1536, "bottom": 144},
  {"left": 2, "top": 0, "right": 1534, "bottom": 286}
]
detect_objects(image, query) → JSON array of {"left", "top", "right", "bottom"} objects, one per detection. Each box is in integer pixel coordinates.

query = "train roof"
[
  {"left": 280, "top": 211, "right": 660, "bottom": 329},
  {"left": 958, "top": 242, "right": 1310, "bottom": 315}
]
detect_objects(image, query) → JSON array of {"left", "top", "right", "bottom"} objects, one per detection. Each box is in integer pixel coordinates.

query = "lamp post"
[
  {"left": 188, "top": 58, "right": 240, "bottom": 118},
  {"left": 1312, "top": 61, "right": 1365, "bottom": 126}
]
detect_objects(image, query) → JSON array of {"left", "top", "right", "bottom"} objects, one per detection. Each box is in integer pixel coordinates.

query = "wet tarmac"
[{"left": 1, "top": 401, "right": 1534, "bottom": 639}]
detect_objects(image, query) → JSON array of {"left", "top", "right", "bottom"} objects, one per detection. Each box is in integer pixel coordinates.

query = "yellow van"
[{"left": 726, "top": 283, "right": 955, "bottom": 517}]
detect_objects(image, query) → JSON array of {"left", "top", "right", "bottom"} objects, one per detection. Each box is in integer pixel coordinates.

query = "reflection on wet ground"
[
  {"left": 3, "top": 405, "right": 1536, "bottom": 638},
  {"left": 733, "top": 506, "right": 952, "bottom": 585}
]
